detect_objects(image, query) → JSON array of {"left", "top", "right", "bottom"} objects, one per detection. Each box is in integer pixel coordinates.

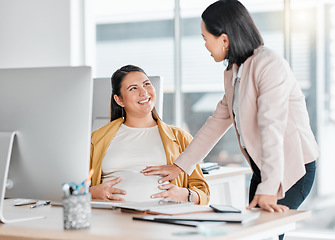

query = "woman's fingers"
[
  {"left": 151, "top": 191, "right": 168, "bottom": 199},
  {"left": 151, "top": 184, "right": 173, "bottom": 199},
  {"left": 106, "top": 177, "right": 126, "bottom": 195},
  {"left": 141, "top": 166, "right": 160, "bottom": 173},
  {"left": 247, "top": 194, "right": 290, "bottom": 212},
  {"left": 262, "top": 203, "right": 275, "bottom": 212},
  {"left": 104, "top": 188, "right": 126, "bottom": 201},
  {"left": 103, "top": 177, "right": 126, "bottom": 201},
  {"left": 158, "top": 184, "right": 173, "bottom": 190},
  {"left": 247, "top": 195, "right": 259, "bottom": 210},
  {"left": 158, "top": 176, "right": 172, "bottom": 184},
  {"left": 107, "top": 194, "right": 125, "bottom": 201},
  {"left": 110, "top": 187, "right": 127, "bottom": 195},
  {"left": 247, "top": 201, "right": 257, "bottom": 210},
  {"left": 142, "top": 164, "right": 183, "bottom": 183},
  {"left": 261, "top": 203, "right": 288, "bottom": 212},
  {"left": 278, "top": 204, "right": 289, "bottom": 212},
  {"left": 271, "top": 203, "right": 283, "bottom": 212},
  {"left": 141, "top": 166, "right": 167, "bottom": 176},
  {"left": 106, "top": 176, "right": 122, "bottom": 186}
]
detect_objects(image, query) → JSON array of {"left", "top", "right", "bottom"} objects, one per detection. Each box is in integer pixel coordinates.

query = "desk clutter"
[
  {"left": 4, "top": 198, "right": 311, "bottom": 239},
  {"left": 133, "top": 210, "right": 260, "bottom": 225},
  {"left": 121, "top": 200, "right": 260, "bottom": 229},
  {"left": 200, "top": 162, "right": 220, "bottom": 174}
]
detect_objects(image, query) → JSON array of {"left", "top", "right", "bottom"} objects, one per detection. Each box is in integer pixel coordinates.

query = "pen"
[
  {"left": 62, "top": 183, "right": 70, "bottom": 197},
  {"left": 79, "top": 168, "right": 94, "bottom": 195},
  {"left": 30, "top": 200, "right": 51, "bottom": 208},
  {"left": 85, "top": 168, "right": 94, "bottom": 185}
]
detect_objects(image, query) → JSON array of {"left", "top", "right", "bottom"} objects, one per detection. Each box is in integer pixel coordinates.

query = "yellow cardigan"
[{"left": 90, "top": 118, "right": 210, "bottom": 205}]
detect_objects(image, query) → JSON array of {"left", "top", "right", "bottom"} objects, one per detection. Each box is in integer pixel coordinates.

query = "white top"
[
  {"left": 101, "top": 124, "right": 167, "bottom": 202},
  {"left": 232, "top": 64, "right": 245, "bottom": 148}
]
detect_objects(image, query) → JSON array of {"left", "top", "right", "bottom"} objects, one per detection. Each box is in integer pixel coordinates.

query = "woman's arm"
[
  {"left": 142, "top": 96, "right": 233, "bottom": 182},
  {"left": 147, "top": 125, "right": 210, "bottom": 204}
]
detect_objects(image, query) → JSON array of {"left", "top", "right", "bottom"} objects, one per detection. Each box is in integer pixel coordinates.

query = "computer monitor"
[
  {"left": 92, "top": 76, "right": 163, "bottom": 132},
  {"left": 0, "top": 66, "right": 93, "bottom": 223}
]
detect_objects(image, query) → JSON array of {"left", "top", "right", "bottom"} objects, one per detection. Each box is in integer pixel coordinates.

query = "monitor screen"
[{"left": 0, "top": 66, "right": 93, "bottom": 203}]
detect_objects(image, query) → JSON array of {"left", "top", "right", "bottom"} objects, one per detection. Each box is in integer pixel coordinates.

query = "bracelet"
[{"left": 187, "top": 188, "right": 193, "bottom": 202}]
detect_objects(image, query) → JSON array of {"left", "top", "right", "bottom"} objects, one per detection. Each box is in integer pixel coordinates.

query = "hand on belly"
[{"left": 110, "top": 171, "right": 165, "bottom": 202}]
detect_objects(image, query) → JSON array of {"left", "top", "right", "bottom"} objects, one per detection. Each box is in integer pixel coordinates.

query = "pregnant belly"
[{"left": 105, "top": 171, "right": 165, "bottom": 202}]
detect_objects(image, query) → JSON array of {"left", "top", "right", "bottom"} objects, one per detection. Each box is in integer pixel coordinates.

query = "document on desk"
[
  {"left": 134, "top": 210, "right": 260, "bottom": 224},
  {"left": 119, "top": 199, "right": 213, "bottom": 215},
  {"left": 91, "top": 200, "right": 123, "bottom": 209}
]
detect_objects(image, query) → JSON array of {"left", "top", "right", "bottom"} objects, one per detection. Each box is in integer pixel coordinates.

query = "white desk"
[
  {"left": 0, "top": 199, "right": 310, "bottom": 240},
  {"left": 204, "top": 167, "right": 252, "bottom": 209}
]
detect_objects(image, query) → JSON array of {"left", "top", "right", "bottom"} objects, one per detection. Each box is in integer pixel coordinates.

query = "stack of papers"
[
  {"left": 200, "top": 162, "right": 220, "bottom": 174},
  {"left": 133, "top": 210, "right": 260, "bottom": 226}
]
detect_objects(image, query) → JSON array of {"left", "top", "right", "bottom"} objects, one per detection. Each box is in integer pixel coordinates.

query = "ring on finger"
[{"left": 106, "top": 194, "right": 110, "bottom": 199}]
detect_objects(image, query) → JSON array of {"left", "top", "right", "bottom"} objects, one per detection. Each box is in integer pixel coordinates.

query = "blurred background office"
[{"left": 1, "top": 0, "right": 334, "bottom": 239}]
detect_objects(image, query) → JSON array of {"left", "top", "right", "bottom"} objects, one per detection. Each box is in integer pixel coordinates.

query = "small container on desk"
[
  {"left": 63, "top": 192, "right": 91, "bottom": 229},
  {"left": 62, "top": 169, "right": 94, "bottom": 229},
  {"left": 62, "top": 181, "right": 92, "bottom": 230}
]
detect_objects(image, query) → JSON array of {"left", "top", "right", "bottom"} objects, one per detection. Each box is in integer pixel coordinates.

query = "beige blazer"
[{"left": 175, "top": 46, "right": 319, "bottom": 199}]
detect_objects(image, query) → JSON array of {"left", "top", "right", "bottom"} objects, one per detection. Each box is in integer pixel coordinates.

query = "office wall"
[{"left": 0, "top": 0, "right": 85, "bottom": 68}]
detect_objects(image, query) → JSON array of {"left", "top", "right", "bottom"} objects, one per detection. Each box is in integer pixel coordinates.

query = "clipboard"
[
  {"left": 133, "top": 211, "right": 260, "bottom": 224},
  {"left": 133, "top": 216, "right": 199, "bottom": 227}
]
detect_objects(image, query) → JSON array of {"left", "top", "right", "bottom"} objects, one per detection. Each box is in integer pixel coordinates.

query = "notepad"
[
  {"left": 119, "top": 199, "right": 213, "bottom": 215},
  {"left": 91, "top": 200, "right": 123, "bottom": 209}
]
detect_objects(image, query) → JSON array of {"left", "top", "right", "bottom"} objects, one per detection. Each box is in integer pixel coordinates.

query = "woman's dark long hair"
[
  {"left": 201, "top": 0, "right": 263, "bottom": 70},
  {"left": 110, "top": 65, "right": 160, "bottom": 122}
]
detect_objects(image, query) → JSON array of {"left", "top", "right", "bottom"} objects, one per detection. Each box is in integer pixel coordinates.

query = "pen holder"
[{"left": 63, "top": 193, "right": 91, "bottom": 229}]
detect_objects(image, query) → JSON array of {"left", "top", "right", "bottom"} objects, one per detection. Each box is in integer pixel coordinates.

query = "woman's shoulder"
[
  {"left": 245, "top": 45, "right": 290, "bottom": 75},
  {"left": 91, "top": 118, "right": 123, "bottom": 143},
  {"left": 157, "top": 120, "right": 193, "bottom": 140},
  {"left": 249, "top": 46, "right": 287, "bottom": 66}
]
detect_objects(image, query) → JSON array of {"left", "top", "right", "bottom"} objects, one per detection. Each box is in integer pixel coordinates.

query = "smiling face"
[
  {"left": 114, "top": 71, "right": 156, "bottom": 118},
  {"left": 201, "top": 20, "right": 229, "bottom": 62}
]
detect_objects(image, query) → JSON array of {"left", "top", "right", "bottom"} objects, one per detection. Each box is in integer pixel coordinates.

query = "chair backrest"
[{"left": 92, "top": 76, "right": 163, "bottom": 132}]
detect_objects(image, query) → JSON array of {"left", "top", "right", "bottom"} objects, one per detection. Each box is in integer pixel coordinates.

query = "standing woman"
[{"left": 142, "top": 0, "right": 319, "bottom": 215}]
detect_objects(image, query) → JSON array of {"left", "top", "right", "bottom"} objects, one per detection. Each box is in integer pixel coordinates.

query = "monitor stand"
[{"left": 0, "top": 131, "right": 44, "bottom": 223}]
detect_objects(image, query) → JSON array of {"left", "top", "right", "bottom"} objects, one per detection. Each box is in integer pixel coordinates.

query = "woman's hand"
[
  {"left": 141, "top": 164, "right": 183, "bottom": 183},
  {"left": 89, "top": 176, "right": 126, "bottom": 201},
  {"left": 247, "top": 194, "right": 289, "bottom": 212},
  {"left": 150, "top": 183, "right": 199, "bottom": 203}
]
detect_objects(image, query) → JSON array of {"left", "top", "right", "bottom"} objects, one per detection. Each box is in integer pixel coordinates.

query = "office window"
[
  {"left": 328, "top": 5, "right": 335, "bottom": 121},
  {"left": 93, "top": 0, "right": 175, "bottom": 122},
  {"left": 180, "top": 0, "right": 284, "bottom": 166}
]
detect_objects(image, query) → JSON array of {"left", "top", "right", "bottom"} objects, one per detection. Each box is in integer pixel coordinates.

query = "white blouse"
[
  {"left": 232, "top": 63, "right": 245, "bottom": 148},
  {"left": 101, "top": 124, "right": 167, "bottom": 202}
]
